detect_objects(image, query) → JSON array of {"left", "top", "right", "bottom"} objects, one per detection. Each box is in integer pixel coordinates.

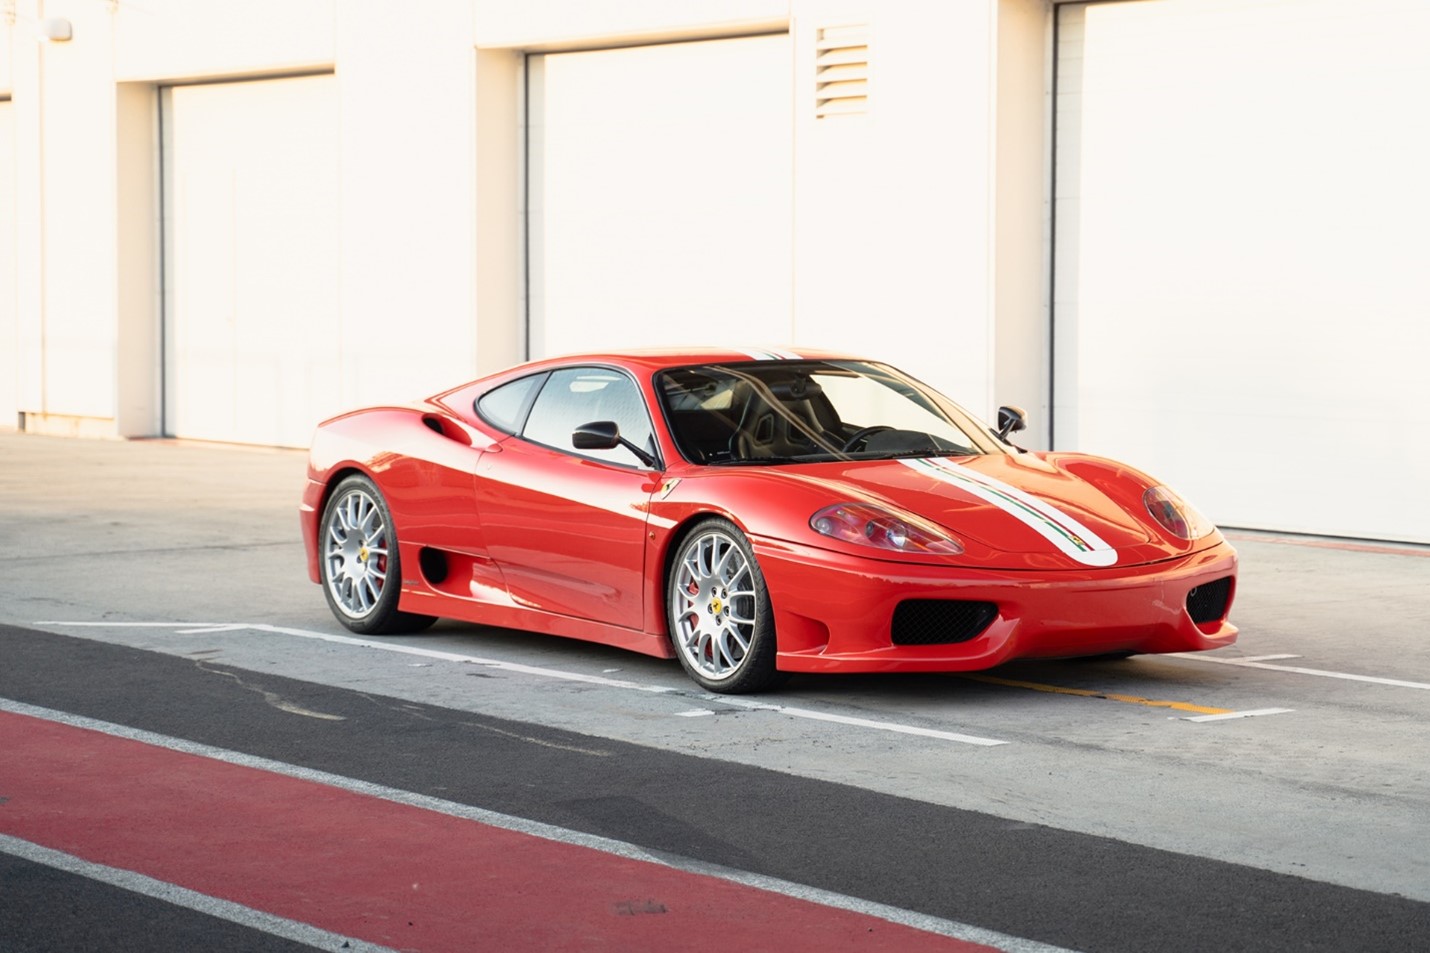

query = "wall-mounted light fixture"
[{"left": 39, "top": 17, "right": 73, "bottom": 42}]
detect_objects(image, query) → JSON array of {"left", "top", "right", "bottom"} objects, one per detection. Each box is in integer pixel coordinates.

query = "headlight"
[
  {"left": 810, "top": 503, "right": 964, "bottom": 555},
  {"left": 1143, "top": 486, "right": 1215, "bottom": 540}
]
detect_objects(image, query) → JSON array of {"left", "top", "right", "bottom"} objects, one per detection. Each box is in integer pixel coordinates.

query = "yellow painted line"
[{"left": 958, "top": 674, "right": 1232, "bottom": 715}]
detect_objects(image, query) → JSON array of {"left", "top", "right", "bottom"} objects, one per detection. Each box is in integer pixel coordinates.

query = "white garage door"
[
  {"left": 163, "top": 75, "right": 340, "bottom": 447},
  {"left": 1054, "top": 0, "right": 1430, "bottom": 543},
  {"left": 527, "top": 35, "right": 793, "bottom": 357},
  {"left": 0, "top": 100, "right": 16, "bottom": 428}
]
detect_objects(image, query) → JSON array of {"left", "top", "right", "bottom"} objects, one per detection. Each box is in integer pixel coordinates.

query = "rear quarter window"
[{"left": 475, "top": 373, "right": 545, "bottom": 434}]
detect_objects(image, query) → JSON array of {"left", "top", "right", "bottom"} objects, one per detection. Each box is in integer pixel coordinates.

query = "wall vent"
[{"left": 815, "top": 24, "right": 869, "bottom": 118}]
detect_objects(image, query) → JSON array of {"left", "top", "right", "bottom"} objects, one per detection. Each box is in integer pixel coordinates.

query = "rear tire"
[
  {"left": 319, "top": 474, "right": 436, "bottom": 635},
  {"left": 667, "top": 518, "right": 783, "bottom": 694}
]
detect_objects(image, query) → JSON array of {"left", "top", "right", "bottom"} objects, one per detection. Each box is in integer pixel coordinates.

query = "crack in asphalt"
[
  {"left": 347, "top": 692, "right": 607, "bottom": 755},
  {"left": 459, "top": 720, "right": 613, "bottom": 757},
  {"left": 193, "top": 660, "right": 346, "bottom": 722}
]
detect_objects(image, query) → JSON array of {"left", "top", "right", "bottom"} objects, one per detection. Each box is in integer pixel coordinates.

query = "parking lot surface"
[{"left": 2, "top": 431, "right": 1427, "bottom": 951}]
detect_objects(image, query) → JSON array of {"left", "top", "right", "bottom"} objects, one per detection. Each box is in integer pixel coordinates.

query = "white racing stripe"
[
  {"left": 733, "top": 346, "right": 804, "bottom": 361},
  {"left": 899, "top": 458, "right": 1118, "bottom": 567},
  {"left": 1, "top": 698, "right": 1070, "bottom": 953}
]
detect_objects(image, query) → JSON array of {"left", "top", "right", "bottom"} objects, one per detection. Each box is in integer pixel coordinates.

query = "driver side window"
[{"left": 522, "top": 367, "right": 655, "bottom": 467}]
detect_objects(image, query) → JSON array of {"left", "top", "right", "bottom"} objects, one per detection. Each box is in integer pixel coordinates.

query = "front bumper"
[{"left": 753, "top": 536, "right": 1238, "bottom": 673}]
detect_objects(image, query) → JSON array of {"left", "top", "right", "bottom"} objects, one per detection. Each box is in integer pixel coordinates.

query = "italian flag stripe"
[{"left": 900, "top": 457, "right": 1117, "bottom": 567}]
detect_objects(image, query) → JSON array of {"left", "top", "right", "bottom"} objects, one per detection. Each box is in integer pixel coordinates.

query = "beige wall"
[
  {"left": 1052, "top": 0, "right": 1430, "bottom": 542},
  {"left": 334, "top": 0, "right": 486, "bottom": 406},
  {"left": 0, "top": 0, "right": 1048, "bottom": 437},
  {"left": 994, "top": 0, "right": 1051, "bottom": 447},
  {"left": 470, "top": 0, "right": 788, "bottom": 49},
  {"left": 1, "top": 98, "right": 15, "bottom": 428},
  {"left": 112, "top": 0, "right": 336, "bottom": 82},
  {"left": 479, "top": 0, "right": 1041, "bottom": 420},
  {"left": 8, "top": 1, "right": 120, "bottom": 432},
  {"left": 792, "top": 1, "right": 1000, "bottom": 415}
]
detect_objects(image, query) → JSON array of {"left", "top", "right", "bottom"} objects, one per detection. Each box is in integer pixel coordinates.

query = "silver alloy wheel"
[
  {"left": 323, "top": 485, "right": 391, "bottom": 619},
  {"left": 671, "top": 528, "right": 759, "bottom": 681}
]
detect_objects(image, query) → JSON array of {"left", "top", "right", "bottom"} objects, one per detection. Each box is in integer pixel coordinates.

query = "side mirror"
[
  {"left": 572, "top": 420, "right": 660, "bottom": 469},
  {"left": 996, "top": 405, "right": 1028, "bottom": 440},
  {"left": 572, "top": 420, "right": 621, "bottom": 451}
]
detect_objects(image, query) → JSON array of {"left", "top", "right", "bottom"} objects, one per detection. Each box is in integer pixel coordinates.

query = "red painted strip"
[{"left": 0, "top": 711, "right": 998, "bottom": 952}]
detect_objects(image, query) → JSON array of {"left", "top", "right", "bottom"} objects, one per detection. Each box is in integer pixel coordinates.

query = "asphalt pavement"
[{"left": 1, "top": 430, "right": 1428, "bottom": 952}]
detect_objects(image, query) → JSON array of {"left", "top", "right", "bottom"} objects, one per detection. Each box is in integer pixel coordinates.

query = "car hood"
[{"left": 731, "top": 452, "right": 1199, "bottom": 570}]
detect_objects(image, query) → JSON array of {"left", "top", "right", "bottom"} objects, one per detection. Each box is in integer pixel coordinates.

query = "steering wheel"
[{"left": 840, "top": 425, "right": 895, "bottom": 452}]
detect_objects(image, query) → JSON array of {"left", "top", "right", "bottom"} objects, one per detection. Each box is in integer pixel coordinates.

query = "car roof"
[
  {"left": 428, "top": 347, "right": 871, "bottom": 407},
  {"left": 509, "top": 346, "right": 864, "bottom": 375}
]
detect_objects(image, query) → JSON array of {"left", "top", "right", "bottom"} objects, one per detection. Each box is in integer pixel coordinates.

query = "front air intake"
[
  {"left": 1186, "top": 576, "right": 1233, "bottom": 624},
  {"left": 891, "top": 600, "right": 998, "bottom": 646}
]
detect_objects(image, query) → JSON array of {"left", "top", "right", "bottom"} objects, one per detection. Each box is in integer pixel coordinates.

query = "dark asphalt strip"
[
  {"left": 0, "top": 852, "right": 318, "bottom": 953},
  {"left": 1, "top": 625, "right": 1426, "bottom": 953}
]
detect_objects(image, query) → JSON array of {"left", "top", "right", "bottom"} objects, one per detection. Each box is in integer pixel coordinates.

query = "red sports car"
[{"left": 300, "top": 348, "right": 1237, "bottom": 693}]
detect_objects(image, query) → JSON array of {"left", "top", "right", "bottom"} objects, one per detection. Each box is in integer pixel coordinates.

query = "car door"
[{"left": 475, "top": 366, "right": 660, "bottom": 631}]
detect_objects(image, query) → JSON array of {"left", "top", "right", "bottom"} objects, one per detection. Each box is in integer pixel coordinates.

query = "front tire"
[
  {"left": 667, "top": 518, "right": 782, "bottom": 694},
  {"left": 319, "top": 474, "right": 435, "bottom": 635}
]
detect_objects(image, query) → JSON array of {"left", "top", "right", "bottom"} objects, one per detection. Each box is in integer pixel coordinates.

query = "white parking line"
[
  {"left": 1229, "top": 654, "right": 1303, "bottom": 662},
  {"left": 37, "top": 621, "right": 1010, "bottom": 748},
  {"left": 695, "top": 695, "right": 1008, "bottom": 746},
  {"left": 1170, "top": 652, "right": 1430, "bottom": 691},
  {"left": 0, "top": 833, "right": 397, "bottom": 953},
  {"left": 41, "top": 620, "right": 682, "bottom": 692}
]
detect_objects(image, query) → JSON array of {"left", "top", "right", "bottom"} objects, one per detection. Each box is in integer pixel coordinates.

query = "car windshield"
[{"left": 656, "top": 360, "right": 1001, "bottom": 466}]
